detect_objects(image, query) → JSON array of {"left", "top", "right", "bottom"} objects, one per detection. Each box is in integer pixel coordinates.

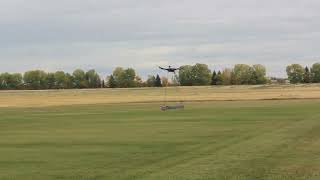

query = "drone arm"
[{"left": 159, "top": 66, "right": 168, "bottom": 71}]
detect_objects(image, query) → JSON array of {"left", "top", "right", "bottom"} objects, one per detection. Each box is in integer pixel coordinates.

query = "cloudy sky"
[{"left": 1, "top": 0, "right": 320, "bottom": 78}]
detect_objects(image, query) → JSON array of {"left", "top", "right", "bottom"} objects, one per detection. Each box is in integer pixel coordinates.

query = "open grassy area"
[
  {"left": 1, "top": 99, "right": 320, "bottom": 179},
  {"left": 2, "top": 84, "right": 320, "bottom": 107}
]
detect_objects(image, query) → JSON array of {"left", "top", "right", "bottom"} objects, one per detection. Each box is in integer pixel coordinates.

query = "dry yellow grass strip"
[{"left": 1, "top": 84, "right": 320, "bottom": 107}]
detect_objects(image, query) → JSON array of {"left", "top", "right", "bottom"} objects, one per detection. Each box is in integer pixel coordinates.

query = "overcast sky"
[{"left": 1, "top": 0, "right": 320, "bottom": 78}]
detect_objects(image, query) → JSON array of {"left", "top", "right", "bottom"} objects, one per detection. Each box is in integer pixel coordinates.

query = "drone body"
[{"left": 158, "top": 66, "right": 180, "bottom": 73}]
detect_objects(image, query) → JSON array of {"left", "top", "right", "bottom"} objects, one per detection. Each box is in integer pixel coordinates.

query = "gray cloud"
[{"left": 1, "top": 0, "right": 320, "bottom": 78}]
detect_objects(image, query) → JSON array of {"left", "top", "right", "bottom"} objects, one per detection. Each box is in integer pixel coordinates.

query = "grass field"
[
  {"left": 1, "top": 86, "right": 320, "bottom": 179},
  {"left": 2, "top": 84, "right": 320, "bottom": 107}
]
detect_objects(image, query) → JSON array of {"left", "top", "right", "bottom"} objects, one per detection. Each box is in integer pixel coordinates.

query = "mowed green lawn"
[{"left": 1, "top": 100, "right": 320, "bottom": 180}]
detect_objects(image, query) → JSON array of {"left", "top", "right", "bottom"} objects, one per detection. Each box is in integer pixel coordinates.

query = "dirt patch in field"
[{"left": 1, "top": 85, "right": 320, "bottom": 107}]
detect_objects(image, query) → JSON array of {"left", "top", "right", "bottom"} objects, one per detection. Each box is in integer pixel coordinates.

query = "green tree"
[
  {"left": 111, "top": 67, "right": 137, "bottom": 88},
  {"left": 12, "top": 73, "right": 23, "bottom": 89},
  {"left": 107, "top": 75, "right": 117, "bottom": 88},
  {"left": 179, "top": 64, "right": 211, "bottom": 86},
  {"left": 86, "top": 69, "right": 101, "bottom": 88},
  {"left": 178, "top": 65, "right": 193, "bottom": 86},
  {"left": 0, "top": 74, "right": 4, "bottom": 89},
  {"left": 311, "top": 63, "right": 320, "bottom": 83},
  {"left": 146, "top": 75, "right": 156, "bottom": 87},
  {"left": 23, "top": 70, "right": 48, "bottom": 89},
  {"left": 252, "top": 64, "right": 267, "bottom": 84},
  {"left": 1, "top": 73, "right": 9, "bottom": 89},
  {"left": 192, "top": 63, "right": 211, "bottom": 85},
  {"left": 216, "top": 71, "right": 223, "bottom": 85},
  {"left": 286, "top": 64, "right": 304, "bottom": 84},
  {"left": 303, "top": 66, "right": 311, "bottom": 83},
  {"left": 122, "top": 68, "right": 136, "bottom": 88},
  {"left": 46, "top": 73, "right": 56, "bottom": 89},
  {"left": 65, "top": 73, "right": 74, "bottom": 89},
  {"left": 54, "top": 71, "right": 66, "bottom": 89},
  {"left": 221, "top": 68, "right": 232, "bottom": 85},
  {"left": 211, "top": 71, "right": 217, "bottom": 85},
  {"left": 112, "top": 67, "right": 124, "bottom": 86},
  {"left": 0, "top": 73, "right": 11, "bottom": 89},
  {"left": 230, "top": 71, "right": 236, "bottom": 85},
  {"left": 233, "top": 64, "right": 254, "bottom": 85},
  {"left": 0, "top": 73, "right": 23, "bottom": 90},
  {"left": 155, "top": 75, "right": 162, "bottom": 87},
  {"left": 73, "top": 69, "right": 88, "bottom": 88}
]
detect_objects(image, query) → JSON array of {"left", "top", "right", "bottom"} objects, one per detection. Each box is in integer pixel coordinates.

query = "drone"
[
  {"left": 158, "top": 65, "right": 184, "bottom": 111},
  {"left": 158, "top": 66, "right": 181, "bottom": 73}
]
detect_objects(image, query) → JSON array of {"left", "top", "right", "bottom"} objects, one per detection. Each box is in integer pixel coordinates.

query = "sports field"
[{"left": 1, "top": 85, "right": 320, "bottom": 179}]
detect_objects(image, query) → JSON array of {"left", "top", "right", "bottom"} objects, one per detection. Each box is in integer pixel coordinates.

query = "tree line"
[
  {"left": 107, "top": 63, "right": 268, "bottom": 88},
  {"left": 107, "top": 67, "right": 162, "bottom": 88},
  {"left": 286, "top": 63, "right": 320, "bottom": 84},
  {"left": 178, "top": 64, "right": 267, "bottom": 86},
  {"left": 0, "top": 69, "right": 102, "bottom": 90},
  {"left": 1, "top": 63, "right": 320, "bottom": 90}
]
